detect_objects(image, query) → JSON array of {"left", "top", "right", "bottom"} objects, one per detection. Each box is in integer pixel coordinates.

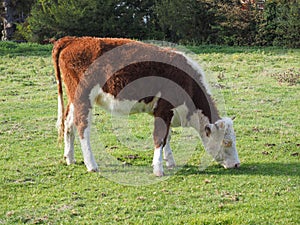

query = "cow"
[{"left": 52, "top": 36, "right": 240, "bottom": 176}]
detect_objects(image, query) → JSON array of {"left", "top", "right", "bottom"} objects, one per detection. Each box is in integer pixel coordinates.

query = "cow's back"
[{"left": 53, "top": 36, "right": 135, "bottom": 101}]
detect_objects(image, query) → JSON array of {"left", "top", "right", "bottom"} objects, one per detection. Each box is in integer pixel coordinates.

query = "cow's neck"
[
  {"left": 190, "top": 103, "right": 220, "bottom": 146},
  {"left": 196, "top": 90, "right": 220, "bottom": 124}
]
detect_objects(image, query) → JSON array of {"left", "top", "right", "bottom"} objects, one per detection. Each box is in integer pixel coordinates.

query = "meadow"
[{"left": 0, "top": 41, "right": 299, "bottom": 224}]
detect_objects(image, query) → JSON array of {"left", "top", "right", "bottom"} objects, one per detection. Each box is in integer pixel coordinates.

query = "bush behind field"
[{"left": 15, "top": 0, "right": 300, "bottom": 48}]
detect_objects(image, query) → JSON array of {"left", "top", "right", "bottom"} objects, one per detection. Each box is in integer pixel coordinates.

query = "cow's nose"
[{"left": 234, "top": 163, "right": 240, "bottom": 168}]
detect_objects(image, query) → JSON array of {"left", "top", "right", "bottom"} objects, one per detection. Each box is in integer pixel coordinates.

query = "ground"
[{"left": 0, "top": 42, "right": 299, "bottom": 224}]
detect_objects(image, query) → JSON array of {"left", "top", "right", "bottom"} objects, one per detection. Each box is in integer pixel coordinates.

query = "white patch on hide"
[
  {"left": 171, "top": 103, "right": 190, "bottom": 127},
  {"left": 170, "top": 105, "right": 240, "bottom": 169},
  {"left": 89, "top": 84, "right": 161, "bottom": 115},
  {"left": 203, "top": 117, "right": 240, "bottom": 169},
  {"left": 171, "top": 104, "right": 209, "bottom": 131}
]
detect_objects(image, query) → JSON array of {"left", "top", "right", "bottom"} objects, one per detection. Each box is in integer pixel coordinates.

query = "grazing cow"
[{"left": 52, "top": 36, "right": 240, "bottom": 176}]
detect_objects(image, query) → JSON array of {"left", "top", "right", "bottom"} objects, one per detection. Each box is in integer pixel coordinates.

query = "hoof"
[
  {"left": 153, "top": 166, "right": 164, "bottom": 177},
  {"left": 166, "top": 164, "right": 175, "bottom": 170},
  {"left": 166, "top": 161, "right": 176, "bottom": 170},
  {"left": 64, "top": 156, "right": 76, "bottom": 165},
  {"left": 153, "top": 162, "right": 164, "bottom": 177},
  {"left": 86, "top": 162, "right": 99, "bottom": 172},
  {"left": 88, "top": 167, "right": 99, "bottom": 172},
  {"left": 153, "top": 170, "right": 164, "bottom": 177}
]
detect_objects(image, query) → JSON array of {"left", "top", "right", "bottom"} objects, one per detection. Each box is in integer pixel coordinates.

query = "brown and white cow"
[{"left": 52, "top": 36, "right": 240, "bottom": 176}]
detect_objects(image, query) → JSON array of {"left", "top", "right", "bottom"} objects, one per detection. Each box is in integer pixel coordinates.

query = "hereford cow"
[{"left": 52, "top": 36, "right": 240, "bottom": 176}]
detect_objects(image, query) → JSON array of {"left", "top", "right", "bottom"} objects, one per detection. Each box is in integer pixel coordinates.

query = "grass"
[{"left": 0, "top": 41, "right": 299, "bottom": 224}]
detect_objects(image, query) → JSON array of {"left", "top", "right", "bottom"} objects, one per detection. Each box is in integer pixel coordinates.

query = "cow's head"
[{"left": 204, "top": 117, "right": 240, "bottom": 169}]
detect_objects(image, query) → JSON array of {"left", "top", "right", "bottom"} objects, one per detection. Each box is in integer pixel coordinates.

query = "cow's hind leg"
[
  {"left": 64, "top": 103, "right": 76, "bottom": 165},
  {"left": 75, "top": 106, "right": 99, "bottom": 172},
  {"left": 163, "top": 131, "right": 176, "bottom": 169}
]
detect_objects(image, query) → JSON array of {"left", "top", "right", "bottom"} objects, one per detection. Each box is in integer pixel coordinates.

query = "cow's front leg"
[
  {"left": 163, "top": 132, "right": 176, "bottom": 169},
  {"left": 152, "top": 117, "right": 167, "bottom": 177},
  {"left": 152, "top": 102, "right": 173, "bottom": 176},
  {"left": 64, "top": 103, "right": 76, "bottom": 165},
  {"left": 153, "top": 145, "right": 164, "bottom": 177},
  {"left": 76, "top": 108, "right": 98, "bottom": 172}
]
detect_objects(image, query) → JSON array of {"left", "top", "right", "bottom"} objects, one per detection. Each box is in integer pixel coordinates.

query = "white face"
[{"left": 204, "top": 117, "right": 240, "bottom": 169}]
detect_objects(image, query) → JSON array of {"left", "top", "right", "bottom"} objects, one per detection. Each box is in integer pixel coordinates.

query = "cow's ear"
[
  {"left": 205, "top": 125, "right": 211, "bottom": 137},
  {"left": 231, "top": 116, "right": 236, "bottom": 121}
]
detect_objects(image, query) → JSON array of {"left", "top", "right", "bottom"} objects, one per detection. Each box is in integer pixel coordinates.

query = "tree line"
[{"left": 1, "top": 0, "right": 300, "bottom": 47}]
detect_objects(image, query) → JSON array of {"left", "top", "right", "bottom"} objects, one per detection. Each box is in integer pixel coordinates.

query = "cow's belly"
[
  {"left": 171, "top": 104, "right": 189, "bottom": 127},
  {"left": 89, "top": 85, "right": 204, "bottom": 129},
  {"left": 171, "top": 104, "right": 207, "bottom": 130},
  {"left": 91, "top": 85, "right": 159, "bottom": 115},
  {"left": 96, "top": 95, "right": 158, "bottom": 115}
]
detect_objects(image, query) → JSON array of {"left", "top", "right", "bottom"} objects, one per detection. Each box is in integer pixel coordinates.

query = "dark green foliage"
[
  {"left": 255, "top": 0, "right": 300, "bottom": 47},
  {"left": 106, "top": 0, "right": 163, "bottom": 39},
  {"left": 23, "top": 0, "right": 114, "bottom": 42},
  {"left": 255, "top": 1, "right": 278, "bottom": 46},
  {"left": 273, "top": 1, "right": 300, "bottom": 48},
  {"left": 12, "top": 0, "right": 300, "bottom": 47},
  {"left": 155, "top": 0, "right": 218, "bottom": 44},
  {"left": 20, "top": 0, "right": 162, "bottom": 42},
  {"left": 215, "top": 1, "right": 259, "bottom": 46}
]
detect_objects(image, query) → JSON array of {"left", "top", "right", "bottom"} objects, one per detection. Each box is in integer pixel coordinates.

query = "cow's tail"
[
  {"left": 52, "top": 37, "right": 75, "bottom": 143},
  {"left": 52, "top": 40, "right": 65, "bottom": 143}
]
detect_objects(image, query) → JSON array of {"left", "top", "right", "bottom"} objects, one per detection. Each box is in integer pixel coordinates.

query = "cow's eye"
[{"left": 222, "top": 139, "right": 232, "bottom": 147}]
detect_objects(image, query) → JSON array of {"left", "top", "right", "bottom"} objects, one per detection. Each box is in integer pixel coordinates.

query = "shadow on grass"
[{"left": 176, "top": 162, "right": 300, "bottom": 177}]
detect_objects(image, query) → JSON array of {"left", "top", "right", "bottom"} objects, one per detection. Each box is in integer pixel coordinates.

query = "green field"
[{"left": 0, "top": 42, "right": 299, "bottom": 224}]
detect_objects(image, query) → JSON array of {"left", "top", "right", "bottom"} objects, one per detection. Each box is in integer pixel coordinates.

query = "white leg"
[
  {"left": 163, "top": 133, "right": 176, "bottom": 169},
  {"left": 152, "top": 146, "right": 164, "bottom": 177},
  {"left": 79, "top": 111, "right": 98, "bottom": 172},
  {"left": 64, "top": 104, "right": 76, "bottom": 165}
]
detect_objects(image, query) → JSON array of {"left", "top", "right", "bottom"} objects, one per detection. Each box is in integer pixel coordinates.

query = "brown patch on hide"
[{"left": 52, "top": 36, "right": 135, "bottom": 138}]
